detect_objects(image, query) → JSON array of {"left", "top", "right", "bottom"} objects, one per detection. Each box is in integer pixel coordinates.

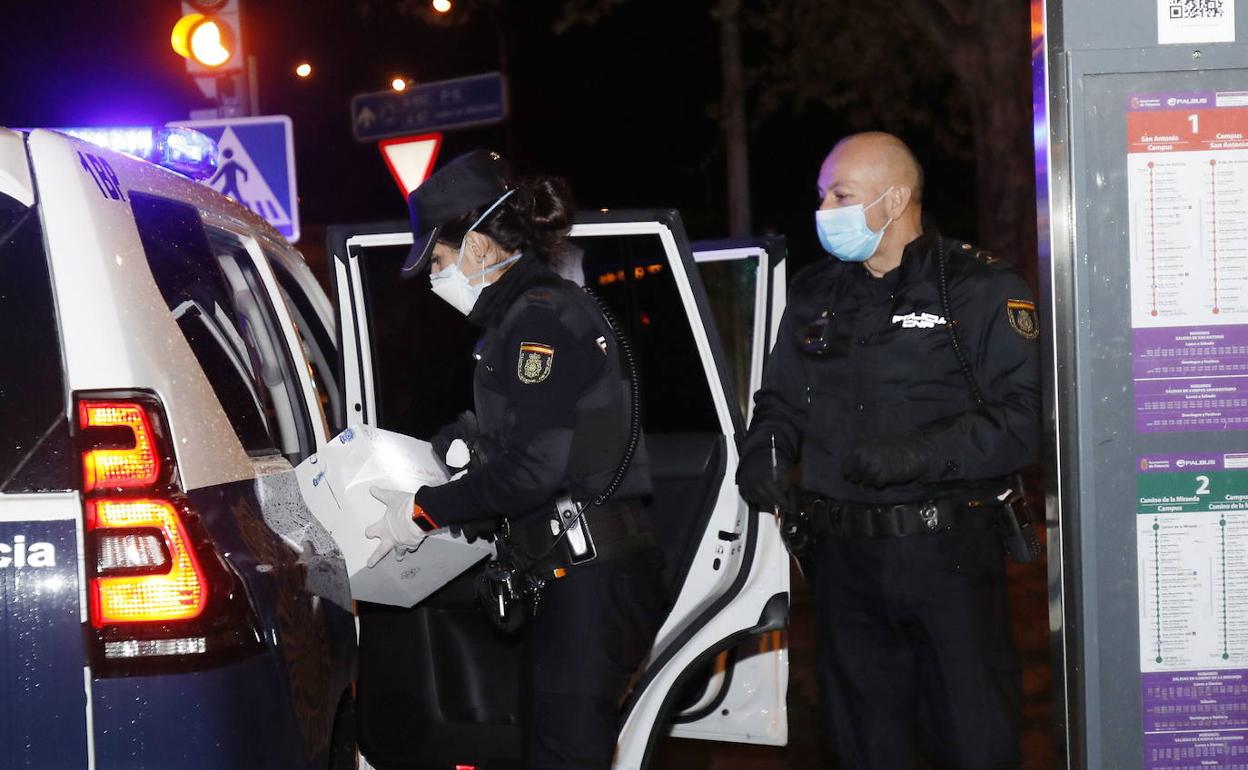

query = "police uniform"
[
  {"left": 742, "top": 229, "right": 1042, "bottom": 769},
  {"left": 415, "top": 252, "right": 665, "bottom": 770}
]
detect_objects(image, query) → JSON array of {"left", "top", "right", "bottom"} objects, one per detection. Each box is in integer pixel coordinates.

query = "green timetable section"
[
  {"left": 1137, "top": 454, "right": 1248, "bottom": 514},
  {"left": 1137, "top": 471, "right": 1248, "bottom": 513}
]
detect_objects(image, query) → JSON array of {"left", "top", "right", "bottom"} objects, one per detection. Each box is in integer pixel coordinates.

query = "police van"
[{"left": 1, "top": 126, "right": 790, "bottom": 769}]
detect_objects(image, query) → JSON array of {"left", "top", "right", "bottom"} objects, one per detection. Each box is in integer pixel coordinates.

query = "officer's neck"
[{"left": 862, "top": 220, "right": 923, "bottom": 279}]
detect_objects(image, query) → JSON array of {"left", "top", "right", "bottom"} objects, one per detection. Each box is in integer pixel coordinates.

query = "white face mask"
[{"left": 429, "top": 190, "right": 520, "bottom": 316}]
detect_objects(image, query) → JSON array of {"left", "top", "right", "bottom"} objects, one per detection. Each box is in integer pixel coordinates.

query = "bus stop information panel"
[{"left": 1056, "top": 52, "right": 1248, "bottom": 768}]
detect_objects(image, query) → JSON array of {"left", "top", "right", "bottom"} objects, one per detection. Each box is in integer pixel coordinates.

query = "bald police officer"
[{"left": 738, "top": 132, "right": 1042, "bottom": 769}]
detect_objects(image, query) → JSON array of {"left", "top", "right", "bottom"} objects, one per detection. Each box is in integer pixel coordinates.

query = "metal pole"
[{"left": 247, "top": 54, "right": 259, "bottom": 116}]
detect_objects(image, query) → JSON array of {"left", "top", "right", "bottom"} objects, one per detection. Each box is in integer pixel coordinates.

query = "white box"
[{"left": 294, "top": 424, "right": 494, "bottom": 607}]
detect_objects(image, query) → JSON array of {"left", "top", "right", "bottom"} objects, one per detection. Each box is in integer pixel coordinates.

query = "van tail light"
[
  {"left": 79, "top": 401, "right": 163, "bottom": 491},
  {"left": 87, "top": 498, "right": 207, "bottom": 626},
  {"left": 76, "top": 391, "right": 262, "bottom": 676}
]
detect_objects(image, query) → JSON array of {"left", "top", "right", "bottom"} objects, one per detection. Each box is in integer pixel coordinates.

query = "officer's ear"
[
  {"left": 884, "top": 185, "right": 912, "bottom": 219},
  {"left": 463, "top": 231, "right": 490, "bottom": 266}
]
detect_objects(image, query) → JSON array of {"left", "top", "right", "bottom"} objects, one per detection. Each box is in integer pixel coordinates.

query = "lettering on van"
[
  {"left": 78, "top": 151, "right": 126, "bottom": 202},
  {"left": 0, "top": 535, "right": 57, "bottom": 568}
]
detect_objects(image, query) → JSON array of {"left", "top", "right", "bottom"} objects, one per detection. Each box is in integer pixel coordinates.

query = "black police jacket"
[
  {"left": 743, "top": 229, "right": 1042, "bottom": 504},
  {"left": 415, "top": 253, "right": 651, "bottom": 525}
]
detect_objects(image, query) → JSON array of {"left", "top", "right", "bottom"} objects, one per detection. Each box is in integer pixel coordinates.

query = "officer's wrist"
[{"left": 411, "top": 503, "right": 438, "bottom": 532}]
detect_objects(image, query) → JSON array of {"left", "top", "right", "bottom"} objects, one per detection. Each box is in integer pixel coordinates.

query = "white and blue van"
[{"left": 1, "top": 126, "right": 791, "bottom": 769}]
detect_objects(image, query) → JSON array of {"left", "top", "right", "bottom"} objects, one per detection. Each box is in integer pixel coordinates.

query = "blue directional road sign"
[
  {"left": 351, "top": 72, "right": 507, "bottom": 143},
  {"left": 171, "top": 115, "right": 301, "bottom": 242}
]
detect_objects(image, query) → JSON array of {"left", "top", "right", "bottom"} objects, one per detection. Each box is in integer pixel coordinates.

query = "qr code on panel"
[{"left": 1169, "top": 0, "right": 1225, "bottom": 19}]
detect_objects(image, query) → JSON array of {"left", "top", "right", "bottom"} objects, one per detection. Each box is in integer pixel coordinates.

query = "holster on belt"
[
  {"left": 475, "top": 498, "right": 653, "bottom": 633},
  {"left": 998, "top": 478, "right": 1042, "bottom": 564}
]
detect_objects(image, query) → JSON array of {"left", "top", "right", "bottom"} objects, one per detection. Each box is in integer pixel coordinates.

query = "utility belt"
[
  {"left": 510, "top": 497, "right": 654, "bottom": 579},
  {"left": 799, "top": 492, "right": 1001, "bottom": 539}
]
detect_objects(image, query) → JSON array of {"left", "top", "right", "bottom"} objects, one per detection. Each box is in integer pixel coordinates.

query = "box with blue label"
[{"left": 294, "top": 424, "right": 493, "bottom": 607}]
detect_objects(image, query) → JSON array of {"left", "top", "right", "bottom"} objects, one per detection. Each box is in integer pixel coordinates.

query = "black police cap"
[{"left": 402, "top": 150, "right": 514, "bottom": 274}]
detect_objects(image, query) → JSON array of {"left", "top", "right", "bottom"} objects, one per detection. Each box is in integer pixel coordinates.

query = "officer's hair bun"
[
  {"left": 525, "top": 176, "right": 573, "bottom": 236},
  {"left": 477, "top": 175, "right": 575, "bottom": 258}
]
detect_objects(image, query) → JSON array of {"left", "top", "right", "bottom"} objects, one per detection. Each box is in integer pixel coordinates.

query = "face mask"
[
  {"left": 814, "top": 188, "right": 894, "bottom": 262},
  {"left": 429, "top": 190, "right": 520, "bottom": 315}
]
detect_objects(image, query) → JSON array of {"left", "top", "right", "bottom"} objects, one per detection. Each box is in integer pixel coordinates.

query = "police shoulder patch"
[
  {"left": 1005, "top": 299, "right": 1039, "bottom": 340},
  {"left": 517, "top": 341, "right": 554, "bottom": 384}
]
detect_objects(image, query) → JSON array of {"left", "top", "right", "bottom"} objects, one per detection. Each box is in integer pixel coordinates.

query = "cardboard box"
[{"left": 294, "top": 424, "right": 494, "bottom": 607}]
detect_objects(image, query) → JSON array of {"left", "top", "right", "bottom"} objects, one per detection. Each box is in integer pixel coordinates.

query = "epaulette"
[
  {"left": 951, "top": 240, "right": 1001, "bottom": 266},
  {"left": 947, "top": 240, "right": 1007, "bottom": 269}
]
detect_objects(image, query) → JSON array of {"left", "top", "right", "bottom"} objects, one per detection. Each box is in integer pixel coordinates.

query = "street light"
[
  {"left": 295, "top": 62, "right": 312, "bottom": 78},
  {"left": 432, "top": 0, "right": 452, "bottom": 12},
  {"left": 391, "top": 77, "right": 409, "bottom": 92}
]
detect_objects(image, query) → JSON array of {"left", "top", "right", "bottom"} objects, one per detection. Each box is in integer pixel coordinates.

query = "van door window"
[
  {"left": 352, "top": 242, "right": 479, "bottom": 439},
  {"left": 695, "top": 252, "right": 762, "bottom": 423},
  {"left": 265, "top": 250, "right": 344, "bottom": 437},
  {"left": 131, "top": 194, "right": 310, "bottom": 461},
  {"left": 573, "top": 235, "right": 721, "bottom": 434}
]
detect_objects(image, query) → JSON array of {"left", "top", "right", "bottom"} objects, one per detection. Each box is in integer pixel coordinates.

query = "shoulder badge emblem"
[
  {"left": 1005, "top": 299, "right": 1039, "bottom": 340},
  {"left": 517, "top": 342, "right": 554, "bottom": 384}
]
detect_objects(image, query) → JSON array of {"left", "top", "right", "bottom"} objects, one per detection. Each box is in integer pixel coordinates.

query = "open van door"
[
  {"left": 652, "top": 236, "right": 791, "bottom": 748},
  {"left": 326, "top": 211, "right": 790, "bottom": 768}
]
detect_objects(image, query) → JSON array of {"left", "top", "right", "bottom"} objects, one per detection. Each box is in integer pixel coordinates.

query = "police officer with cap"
[
  {"left": 738, "top": 132, "right": 1042, "bottom": 768},
  {"left": 366, "top": 150, "right": 666, "bottom": 769}
]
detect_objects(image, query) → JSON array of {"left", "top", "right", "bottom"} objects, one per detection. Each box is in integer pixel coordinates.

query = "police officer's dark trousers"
[
  {"left": 815, "top": 524, "right": 1021, "bottom": 769},
  {"left": 520, "top": 544, "right": 665, "bottom": 770}
]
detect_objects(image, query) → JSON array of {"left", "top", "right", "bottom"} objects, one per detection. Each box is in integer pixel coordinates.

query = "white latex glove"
[
  {"left": 365, "top": 486, "right": 424, "bottom": 568},
  {"left": 446, "top": 438, "right": 470, "bottom": 469},
  {"left": 446, "top": 438, "right": 471, "bottom": 481}
]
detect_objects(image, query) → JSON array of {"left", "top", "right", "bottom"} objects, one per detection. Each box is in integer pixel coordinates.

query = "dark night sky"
[{"left": 0, "top": 0, "right": 978, "bottom": 272}]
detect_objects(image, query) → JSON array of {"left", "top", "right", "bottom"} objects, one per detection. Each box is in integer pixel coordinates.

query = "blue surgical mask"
[
  {"left": 430, "top": 190, "right": 521, "bottom": 315},
  {"left": 814, "top": 188, "right": 894, "bottom": 262}
]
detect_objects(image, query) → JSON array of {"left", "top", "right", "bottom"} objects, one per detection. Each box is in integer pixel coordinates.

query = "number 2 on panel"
[{"left": 1196, "top": 475, "right": 1211, "bottom": 496}]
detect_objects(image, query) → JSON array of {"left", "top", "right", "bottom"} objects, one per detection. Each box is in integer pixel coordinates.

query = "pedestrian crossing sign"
[{"left": 170, "top": 115, "right": 300, "bottom": 243}]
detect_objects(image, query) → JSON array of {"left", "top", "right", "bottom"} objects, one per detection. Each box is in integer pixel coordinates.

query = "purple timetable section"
[
  {"left": 1134, "top": 327, "right": 1248, "bottom": 380},
  {"left": 1133, "top": 326, "right": 1248, "bottom": 433},
  {"left": 1143, "top": 670, "right": 1248, "bottom": 732},
  {"left": 1135, "top": 377, "right": 1248, "bottom": 433},
  {"left": 1144, "top": 731, "right": 1248, "bottom": 768},
  {"left": 1143, "top": 670, "right": 1248, "bottom": 769}
]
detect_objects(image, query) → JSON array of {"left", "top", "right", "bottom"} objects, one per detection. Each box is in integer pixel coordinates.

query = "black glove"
[
  {"left": 736, "top": 447, "right": 793, "bottom": 511},
  {"left": 450, "top": 517, "right": 501, "bottom": 544},
  {"left": 843, "top": 433, "right": 935, "bottom": 488}
]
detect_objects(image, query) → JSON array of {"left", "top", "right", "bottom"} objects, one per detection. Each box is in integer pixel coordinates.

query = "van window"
[
  {"left": 696, "top": 256, "right": 758, "bottom": 423},
  {"left": 572, "top": 234, "right": 721, "bottom": 434},
  {"left": 266, "top": 251, "right": 344, "bottom": 437},
  {"left": 0, "top": 196, "right": 73, "bottom": 493},
  {"left": 348, "top": 235, "right": 721, "bottom": 439},
  {"left": 353, "top": 243, "right": 479, "bottom": 440},
  {"left": 132, "top": 194, "right": 310, "bottom": 460}
]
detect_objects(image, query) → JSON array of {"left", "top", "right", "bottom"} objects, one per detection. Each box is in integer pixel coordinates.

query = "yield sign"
[{"left": 379, "top": 133, "right": 442, "bottom": 199}]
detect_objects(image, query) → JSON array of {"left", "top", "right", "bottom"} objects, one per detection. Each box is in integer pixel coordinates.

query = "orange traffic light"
[{"left": 171, "top": 13, "right": 236, "bottom": 69}]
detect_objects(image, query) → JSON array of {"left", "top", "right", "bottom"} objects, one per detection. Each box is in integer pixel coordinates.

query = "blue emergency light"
[{"left": 56, "top": 126, "right": 220, "bottom": 180}]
